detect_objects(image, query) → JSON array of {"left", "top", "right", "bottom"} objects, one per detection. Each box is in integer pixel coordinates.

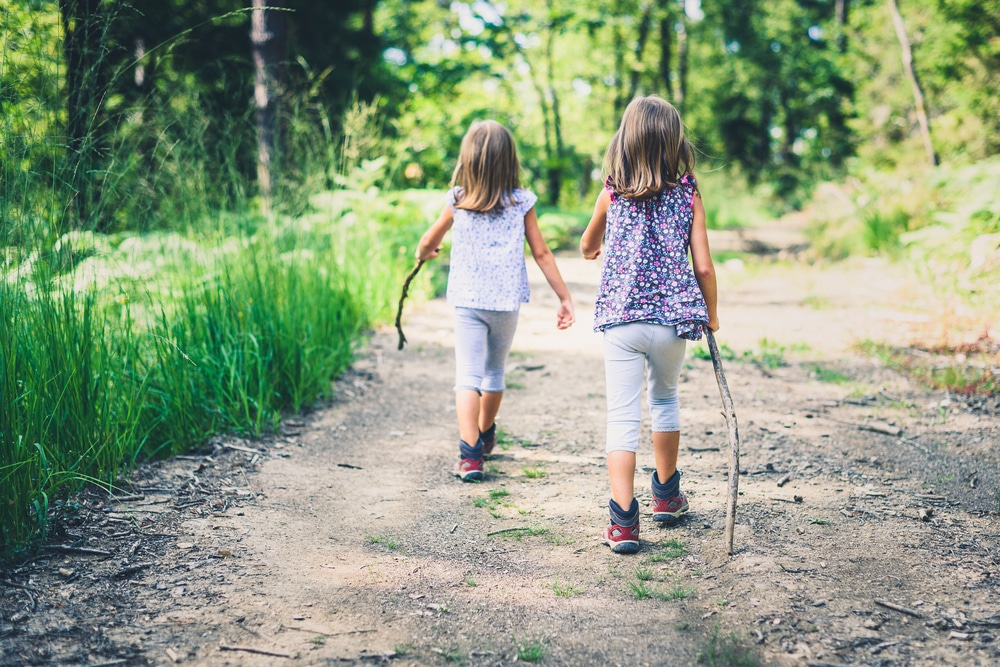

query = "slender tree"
[
  {"left": 835, "top": 0, "right": 850, "bottom": 53},
  {"left": 887, "top": 0, "right": 937, "bottom": 166},
  {"left": 59, "top": 0, "right": 103, "bottom": 227},
  {"left": 658, "top": 1, "right": 673, "bottom": 100},
  {"left": 251, "top": 0, "right": 288, "bottom": 211},
  {"left": 628, "top": 1, "right": 654, "bottom": 100},
  {"left": 676, "top": 0, "right": 688, "bottom": 111}
]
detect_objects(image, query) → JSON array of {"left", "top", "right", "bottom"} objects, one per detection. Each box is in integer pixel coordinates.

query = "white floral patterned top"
[{"left": 445, "top": 186, "right": 537, "bottom": 311}]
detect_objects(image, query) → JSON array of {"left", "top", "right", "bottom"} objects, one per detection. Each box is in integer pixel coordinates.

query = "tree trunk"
[
  {"left": 613, "top": 24, "right": 627, "bottom": 116},
  {"left": 544, "top": 0, "right": 565, "bottom": 206},
  {"left": 835, "top": 0, "right": 850, "bottom": 53},
  {"left": 628, "top": 2, "right": 653, "bottom": 101},
  {"left": 59, "top": 0, "right": 102, "bottom": 228},
  {"left": 251, "top": 0, "right": 288, "bottom": 212},
  {"left": 887, "top": 0, "right": 937, "bottom": 167},
  {"left": 658, "top": 1, "right": 673, "bottom": 101},
  {"left": 676, "top": 0, "right": 688, "bottom": 112}
]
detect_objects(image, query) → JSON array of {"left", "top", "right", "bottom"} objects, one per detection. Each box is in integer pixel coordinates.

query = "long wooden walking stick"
[
  {"left": 394, "top": 259, "right": 425, "bottom": 351},
  {"left": 705, "top": 330, "right": 741, "bottom": 555}
]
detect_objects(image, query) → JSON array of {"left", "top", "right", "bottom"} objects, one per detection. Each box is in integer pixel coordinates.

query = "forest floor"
[{"left": 2, "top": 232, "right": 999, "bottom": 667}]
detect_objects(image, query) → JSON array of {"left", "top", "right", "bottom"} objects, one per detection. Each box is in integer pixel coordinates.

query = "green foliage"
[
  {"left": 658, "top": 584, "right": 692, "bottom": 601},
  {"left": 696, "top": 628, "right": 759, "bottom": 667},
  {"left": 627, "top": 580, "right": 653, "bottom": 600},
  {"left": 691, "top": 342, "right": 736, "bottom": 362},
  {"left": 536, "top": 208, "right": 590, "bottom": 252},
  {"left": 549, "top": 579, "right": 582, "bottom": 597},
  {"left": 862, "top": 208, "right": 911, "bottom": 256},
  {"left": 367, "top": 535, "right": 401, "bottom": 550},
  {"left": 648, "top": 538, "right": 688, "bottom": 561},
  {"left": 516, "top": 638, "right": 545, "bottom": 663},
  {"left": 739, "top": 338, "right": 787, "bottom": 369},
  {"left": 858, "top": 340, "right": 999, "bottom": 396},
  {"left": 810, "top": 365, "right": 851, "bottom": 384}
]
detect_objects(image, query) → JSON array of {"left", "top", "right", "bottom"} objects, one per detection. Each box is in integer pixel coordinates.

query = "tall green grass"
[
  {"left": 143, "top": 237, "right": 365, "bottom": 457},
  {"left": 1, "top": 8, "right": 448, "bottom": 555},
  {"left": 0, "top": 284, "right": 145, "bottom": 548},
  {"left": 1, "top": 202, "right": 434, "bottom": 554}
]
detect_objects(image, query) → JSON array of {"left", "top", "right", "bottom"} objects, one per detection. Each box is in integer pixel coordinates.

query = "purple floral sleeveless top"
[{"left": 593, "top": 174, "right": 709, "bottom": 339}]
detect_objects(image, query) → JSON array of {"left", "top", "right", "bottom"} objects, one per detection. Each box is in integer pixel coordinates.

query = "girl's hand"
[
  {"left": 417, "top": 246, "right": 441, "bottom": 261},
  {"left": 556, "top": 299, "right": 575, "bottom": 330},
  {"left": 707, "top": 316, "right": 720, "bottom": 332}
]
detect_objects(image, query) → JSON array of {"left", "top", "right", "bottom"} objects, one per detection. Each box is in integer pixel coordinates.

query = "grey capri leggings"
[
  {"left": 603, "top": 322, "right": 687, "bottom": 453},
  {"left": 454, "top": 307, "right": 520, "bottom": 394}
]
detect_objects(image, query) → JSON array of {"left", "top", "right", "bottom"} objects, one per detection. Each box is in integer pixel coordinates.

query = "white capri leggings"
[
  {"left": 604, "top": 322, "right": 687, "bottom": 453},
  {"left": 454, "top": 307, "right": 520, "bottom": 394}
]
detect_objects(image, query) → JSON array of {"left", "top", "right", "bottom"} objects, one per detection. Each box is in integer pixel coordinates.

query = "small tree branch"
[
  {"left": 706, "top": 330, "right": 741, "bottom": 555},
  {"left": 395, "top": 259, "right": 425, "bottom": 350}
]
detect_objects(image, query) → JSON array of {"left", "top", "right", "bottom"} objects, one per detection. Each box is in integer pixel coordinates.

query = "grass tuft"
[
  {"left": 696, "top": 628, "right": 759, "bottom": 667},
  {"left": 516, "top": 638, "right": 545, "bottom": 663}
]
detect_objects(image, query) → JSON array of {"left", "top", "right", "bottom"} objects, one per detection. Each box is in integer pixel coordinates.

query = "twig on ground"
[
  {"left": 778, "top": 562, "right": 815, "bottom": 574},
  {"left": 219, "top": 644, "right": 294, "bottom": 658},
  {"left": 821, "top": 416, "right": 902, "bottom": 437},
  {"left": 486, "top": 527, "right": 531, "bottom": 536},
  {"left": 109, "top": 493, "right": 145, "bottom": 502},
  {"left": 44, "top": 544, "right": 112, "bottom": 557},
  {"left": 874, "top": 598, "right": 923, "bottom": 618},
  {"left": 222, "top": 443, "right": 263, "bottom": 455},
  {"left": 1, "top": 579, "right": 41, "bottom": 593}
]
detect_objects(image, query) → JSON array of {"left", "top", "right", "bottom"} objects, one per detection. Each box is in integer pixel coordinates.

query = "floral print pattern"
[
  {"left": 594, "top": 174, "right": 709, "bottom": 339},
  {"left": 446, "top": 187, "right": 537, "bottom": 311}
]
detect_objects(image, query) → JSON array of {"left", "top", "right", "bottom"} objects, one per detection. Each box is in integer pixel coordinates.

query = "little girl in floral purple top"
[{"left": 581, "top": 96, "right": 719, "bottom": 554}]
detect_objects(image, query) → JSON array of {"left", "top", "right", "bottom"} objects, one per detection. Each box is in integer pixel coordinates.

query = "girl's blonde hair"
[
  {"left": 604, "top": 96, "right": 695, "bottom": 199},
  {"left": 451, "top": 120, "right": 522, "bottom": 212}
]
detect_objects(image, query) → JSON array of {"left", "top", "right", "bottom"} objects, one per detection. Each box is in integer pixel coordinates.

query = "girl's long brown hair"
[
  {"left": 604, "top": 96, "right": 696, "bottom": 199},
  {"left": 451, "top": 120, "right": 522, "bottom": 212}
]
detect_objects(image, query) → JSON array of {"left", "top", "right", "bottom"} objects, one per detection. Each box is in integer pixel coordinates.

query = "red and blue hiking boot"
[
  {"left": 602, "top": 498, "right": 640, "bottom": 554},
  {"left": 651, "top": 470, "right": 689, "bottom": 525},
  {"left": 454, "top": 438, "right": 484, "bottom": 482},
  {"left": 651, "top": 493, "right": 689, "bottom": 525},
  {"left": 480, "top": 423, "right": 497, "bottom": 458},
  {"left": 602, "top": 521, "right": 640, "bottom": 554}
]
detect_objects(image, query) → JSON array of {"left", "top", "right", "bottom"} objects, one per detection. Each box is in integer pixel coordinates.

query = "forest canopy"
[{"left": 2, "top": 0, "right": 998, "bottom": 232}]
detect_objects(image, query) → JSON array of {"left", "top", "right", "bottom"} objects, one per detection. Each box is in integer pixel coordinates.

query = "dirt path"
[{"left": 2, "top": 254, "right": 999, "bottom": 667}]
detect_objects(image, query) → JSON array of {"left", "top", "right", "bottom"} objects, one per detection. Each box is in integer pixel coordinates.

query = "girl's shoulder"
[
  {"left": 510, "top": 188, "right": 538, "bottom": 212},
  {"left": 446, "top": 186, "right": 464, "bottom": 211},
  {"left": 679, "top": 173, "right": 697, "bottom": 190},
  {"left": 604, "top": 177, "right": 620, "bottom": 203}
]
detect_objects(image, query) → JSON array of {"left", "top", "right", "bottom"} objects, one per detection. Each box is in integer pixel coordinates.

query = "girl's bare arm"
[
  {"left": 416, "top": 205, "right": 454, "bottom": 260},
  {"left": 524, "top": 207, "right": 575, "bottom": 330},
  {"left": 689, "top": 193, "right": 719, "bottom": 331},
  {"left": 580, "top": 189, "right": 610, "bottom": 260}
]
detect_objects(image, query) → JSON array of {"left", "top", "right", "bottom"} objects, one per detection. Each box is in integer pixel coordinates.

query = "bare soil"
[{"left": 2, "top": 248, "right": 999, "bottom": 667}]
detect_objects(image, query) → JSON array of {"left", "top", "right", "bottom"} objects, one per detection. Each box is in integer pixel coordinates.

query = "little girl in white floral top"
[{"left": 417, "top": 120, "right": 575, "bottom": 481}]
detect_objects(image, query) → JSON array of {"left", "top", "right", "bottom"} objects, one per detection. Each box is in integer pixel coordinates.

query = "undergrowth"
[{"left": 858, "top": 337, "right": 1000, "bottom": 395}]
